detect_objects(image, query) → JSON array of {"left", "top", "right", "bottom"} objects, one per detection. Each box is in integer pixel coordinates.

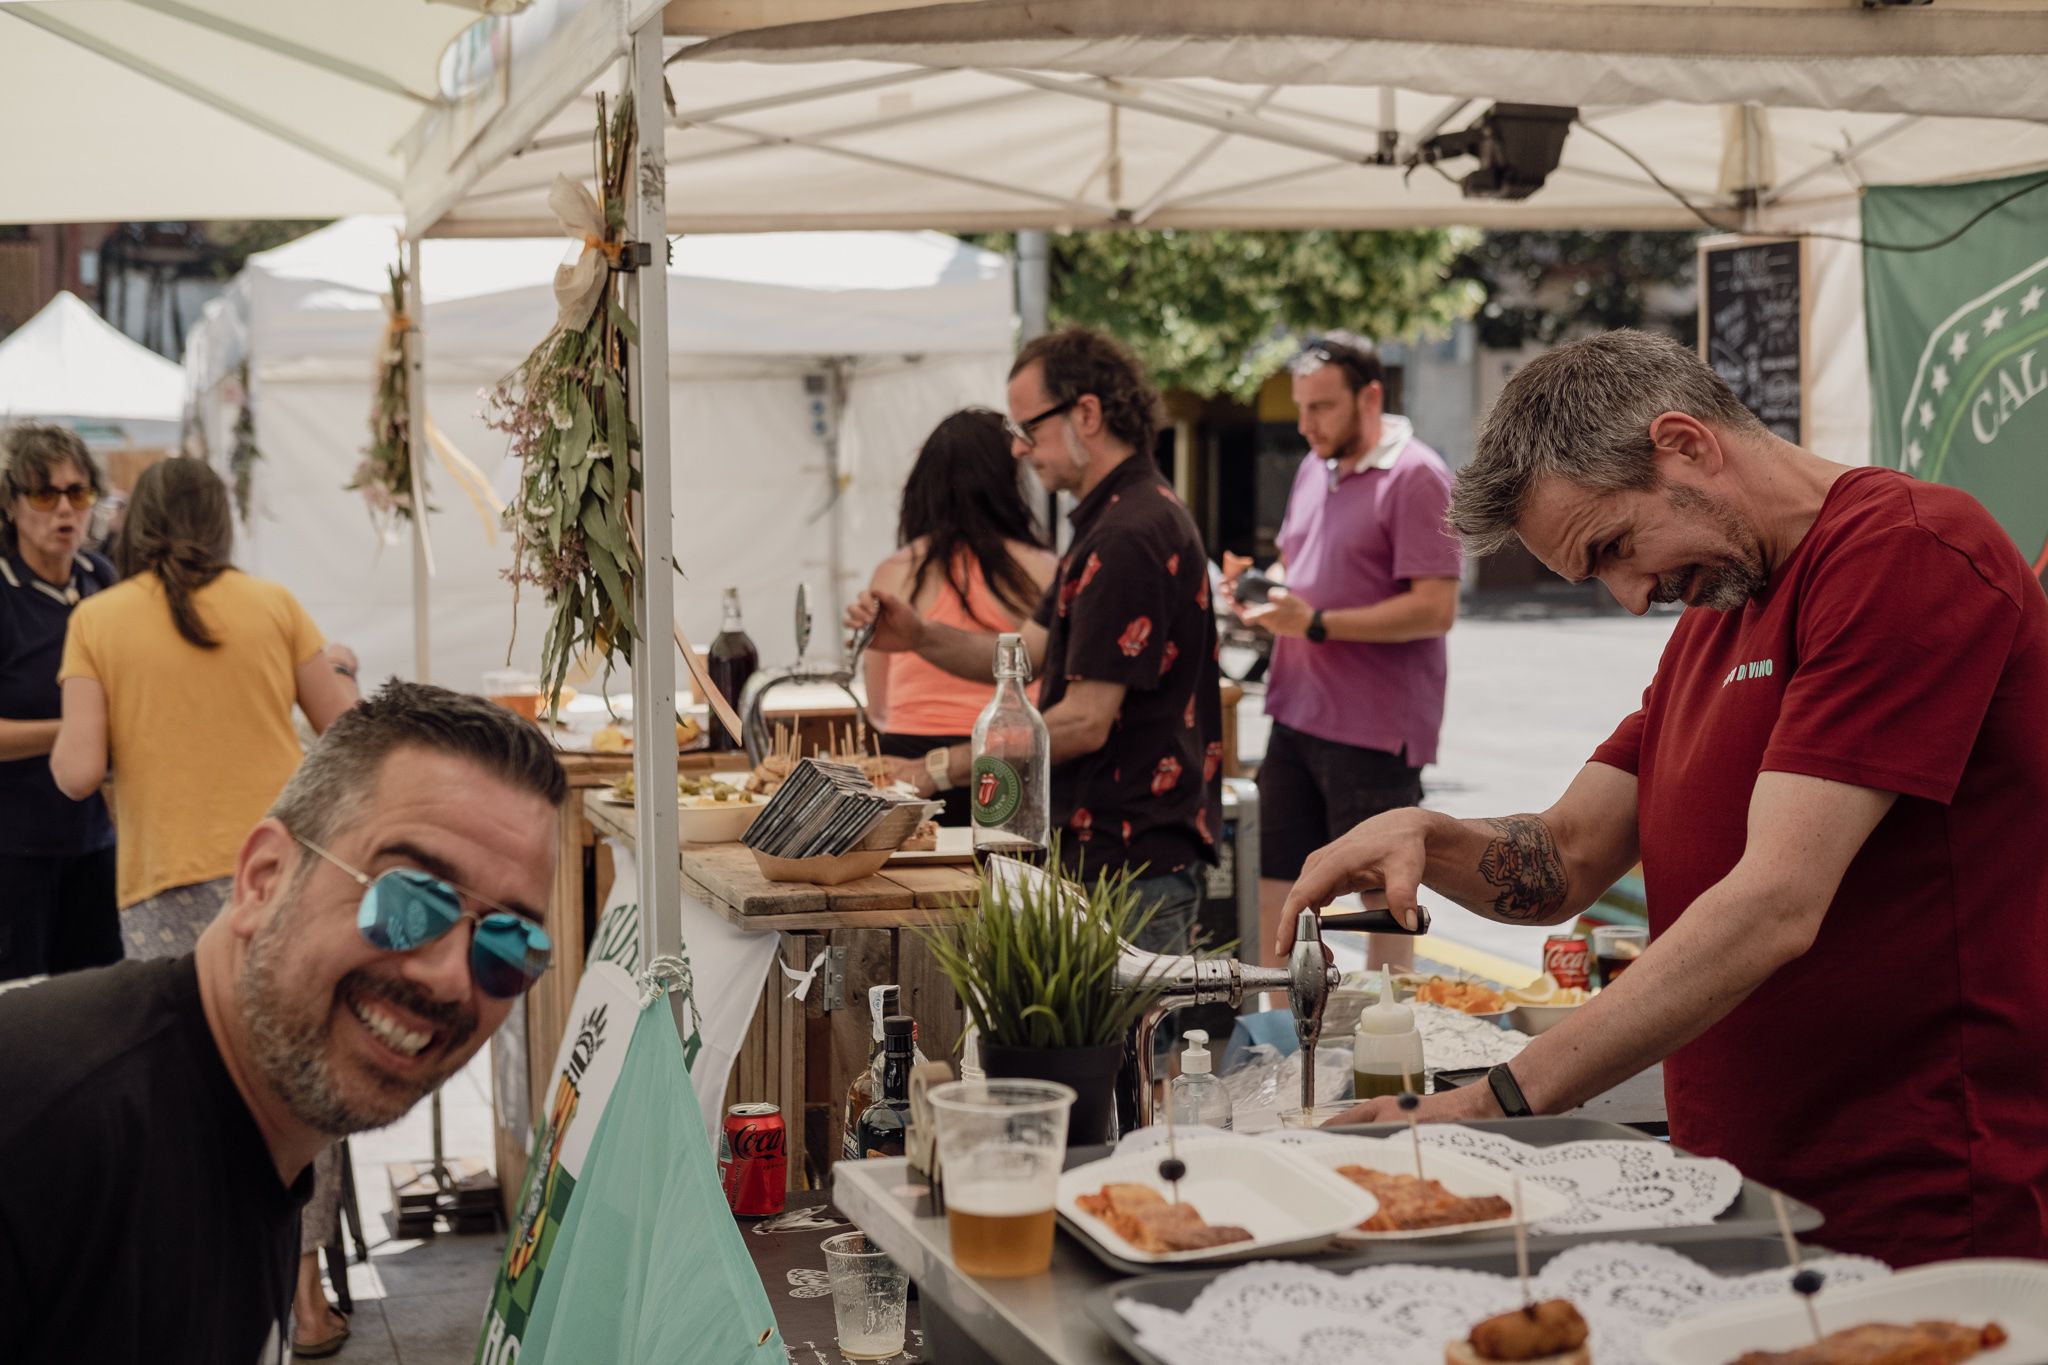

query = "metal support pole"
[
  {"left": 627, "top": 24, "right": 683, "bottom": 976},
  {"left": 405, "top": 236, "right": 431, "bottom": 683},
  {"left": 1017, "top": 231, "right": 1065, "bottom": 547}
]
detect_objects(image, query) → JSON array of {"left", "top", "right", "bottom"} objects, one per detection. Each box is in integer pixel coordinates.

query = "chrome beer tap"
[{"left": 1120, "top": 904, "right": 1430, "bottom": 1126}]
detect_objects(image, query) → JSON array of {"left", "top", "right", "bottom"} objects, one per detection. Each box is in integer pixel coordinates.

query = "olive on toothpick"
[
  {"left": 1399, "top": 1090, "right": 1424, "bottom": 1178},
  {"left": 1792, "top": 1268, "right": 1826, "bottom": 1297}
]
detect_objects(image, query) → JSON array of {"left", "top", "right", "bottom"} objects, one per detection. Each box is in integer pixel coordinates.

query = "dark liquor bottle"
[
  {"left": 705, "top": 587, "right": 758, "bottom": 752},
  {"left": 853, "top": 1016, "right": 915, "bottom": 1160}
]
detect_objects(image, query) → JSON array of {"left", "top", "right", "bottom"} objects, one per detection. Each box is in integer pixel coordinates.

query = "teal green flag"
[
  {"left": 514, "top": 999, "right": 785, "bottom": 1364},
  {"left": 1864, "top": 173, "right": 2048, "bottom": 582}
]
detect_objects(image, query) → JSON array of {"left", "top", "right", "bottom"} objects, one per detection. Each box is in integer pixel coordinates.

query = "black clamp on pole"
[{"left": 615, "top": 240, "right": 656, "bottom": 272}]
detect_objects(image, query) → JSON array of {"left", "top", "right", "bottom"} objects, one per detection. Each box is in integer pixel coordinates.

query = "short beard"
[
  {"left": 240, "top": 890, "right": 477, "bottom": 1137},
  {"left": 1658, "top": 484, "right": 1768, "bottom": 611}
]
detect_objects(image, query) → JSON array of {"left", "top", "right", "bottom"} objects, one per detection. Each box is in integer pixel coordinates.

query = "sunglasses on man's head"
[
  {"left": 294, "top": 835, "right": 551, "bottom": 999},
  {"left": 18, "top": 483, "right": 98, "bottom": 513}
]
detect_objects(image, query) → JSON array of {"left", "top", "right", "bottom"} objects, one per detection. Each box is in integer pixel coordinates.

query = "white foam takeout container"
[
  {"left": 1057, "top": 1135, "right": 1380, "bottom": 1265},
  {"left": 1265, "top": 1129, "right": 1572, "bottom": 1242},
  {"left": 1646, "top": 1259, "right": 2048, "bottom": 1365}
]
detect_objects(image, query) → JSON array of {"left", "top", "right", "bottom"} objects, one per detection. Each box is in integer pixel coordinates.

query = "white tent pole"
[
  {"left": 627, "top": 27, "right": 683, "bottom": 973},
  {"left": 405, "top": 236, "right": 431, "bottom": 683}
]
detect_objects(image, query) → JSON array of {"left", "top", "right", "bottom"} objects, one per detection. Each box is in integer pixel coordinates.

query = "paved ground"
[
  {"left": 1233, "top": 605, "right": 1678, "bottom": 972},
  {"left": 333, "top": 602, "right": 1678, "bottom": 1363}
]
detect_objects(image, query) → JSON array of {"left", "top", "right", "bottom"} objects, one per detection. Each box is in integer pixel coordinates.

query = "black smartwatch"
[
  {"left": 1486, "top": 1062, "right": 1534, "bottom": 1118},
  {"left": 1305, "top": 609, "right": 1328, "bottom": 644}
]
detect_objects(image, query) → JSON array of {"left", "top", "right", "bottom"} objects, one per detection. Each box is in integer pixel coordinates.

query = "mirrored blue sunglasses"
[{"left": 293, "top": 835, "right": 551, "bottom": 999}]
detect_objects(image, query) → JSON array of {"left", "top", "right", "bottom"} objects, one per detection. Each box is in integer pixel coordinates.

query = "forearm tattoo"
[{"left": 1476, "top": 815, "right": 1568, "bottom": 923}]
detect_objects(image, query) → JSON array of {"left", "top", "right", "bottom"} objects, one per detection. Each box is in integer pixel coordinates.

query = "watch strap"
[
  {"left": 1486, "top": 1062, "right": 1533, "bottom": 1118},
  {"left": 925, "top": 747, "right": 956, "bottom": 792},
  {"left": 1306, "top": 609, "right": 1327, "bottom": 643}
]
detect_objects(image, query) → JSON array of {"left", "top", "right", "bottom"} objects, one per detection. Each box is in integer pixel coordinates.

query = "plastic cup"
[
  {"left": 928, "top": 1078, "right": 1074, "bottom": 1277},
  {"left": 1590, "top": 924, "right": 1650, "bottom": 989},
  {"left": 1279, "top": 1101, "right": 1359, "bottom": 1129},
  {"left": 821, "top": 1231, "right": 908, "bottom": 1360}
]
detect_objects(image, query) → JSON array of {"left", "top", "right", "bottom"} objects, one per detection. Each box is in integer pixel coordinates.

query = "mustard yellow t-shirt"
[{"left": 59, "top": 569, "right": 325, "bottom": 908}]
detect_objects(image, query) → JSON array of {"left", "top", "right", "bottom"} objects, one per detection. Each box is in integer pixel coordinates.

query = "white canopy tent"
[
  {"left": 409, "top": 1, "right": 2048, "bottom": 236},
  {"left": 183, "top": 215, "right": 1015, "bottom": 692},
  {"left": 0, "top": 291, "right": 185, "bottom": 448}
]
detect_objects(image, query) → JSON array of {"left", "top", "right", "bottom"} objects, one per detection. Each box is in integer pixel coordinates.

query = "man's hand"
[
  {"left": 1241, "top": 586, "right": 1314, "bottom": 638},
  {"left": 1275, "top": 808, "right": 1435, "bottom": 955},
  {"left": 1324, "top": 1078, "right": 1499, "bottom": 1128},
  {"left": 884, "top": 754, "right": 936, "bottom": 797},
  {"left": 844, "top": 590, "right": 926, "bottom": 654},
  {"left": 1221, "top": 551, "right": 1254, "bottom": 584}
]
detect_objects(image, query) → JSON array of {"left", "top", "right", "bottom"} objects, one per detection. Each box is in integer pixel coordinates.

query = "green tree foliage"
[
  {"left": 983, "top": 229, "right": 1483, "bottom": 399},
  {"left": 1454, "top": 230, "right": 1700, "bottom": 350}
]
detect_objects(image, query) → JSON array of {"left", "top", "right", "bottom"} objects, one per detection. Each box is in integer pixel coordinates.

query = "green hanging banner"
[{"left": 1863, "top": 172, "right": 2048, "bottom": 582}]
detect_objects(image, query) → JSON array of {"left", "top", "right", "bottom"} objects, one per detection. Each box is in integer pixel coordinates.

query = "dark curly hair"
[{"left": 1010, "top": 326, "right": 1161, "bottom": 459}]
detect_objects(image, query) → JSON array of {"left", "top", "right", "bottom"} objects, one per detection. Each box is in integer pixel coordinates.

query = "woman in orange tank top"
[{"left": 864, "top": 409, "right": 1056, "bottom": 825}]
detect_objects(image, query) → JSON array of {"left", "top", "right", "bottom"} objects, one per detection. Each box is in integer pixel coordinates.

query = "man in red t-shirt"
[{"left": 1284, "top": 331, "right": 2048, "bottom": 1267}]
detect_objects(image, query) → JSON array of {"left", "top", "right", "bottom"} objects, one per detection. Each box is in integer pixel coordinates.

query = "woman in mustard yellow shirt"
[{"left": 50, "top": 458, "right": 359, "bottom": 952}]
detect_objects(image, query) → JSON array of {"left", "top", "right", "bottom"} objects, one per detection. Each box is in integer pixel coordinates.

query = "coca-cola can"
[
  {"left": 719, "top": 1102, "right": 786, "bottom": 1216},
  {"left": 1543, "top": 935, "right": 1593, "bottom": 993}
]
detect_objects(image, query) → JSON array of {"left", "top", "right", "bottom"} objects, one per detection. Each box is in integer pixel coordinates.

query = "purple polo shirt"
[{"left": 1265, "top": 421, "right": 1461, "bottom": 764}]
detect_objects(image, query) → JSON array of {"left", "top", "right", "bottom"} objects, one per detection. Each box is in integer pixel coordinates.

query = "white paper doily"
[
  {"left": 1259, "top": 1125, "right": 1743, "bottom": 1235},
  {"left": 1116, "top": 1241, "right": 1890, "bottom": 1365}
]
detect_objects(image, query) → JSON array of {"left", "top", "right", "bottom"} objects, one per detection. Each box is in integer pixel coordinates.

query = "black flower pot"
[{"left": 978, "top": 1041, "right": 1124, "bottom": 1148}]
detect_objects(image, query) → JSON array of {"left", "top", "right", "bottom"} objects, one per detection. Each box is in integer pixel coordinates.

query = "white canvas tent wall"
[
  {"left": 183, "top": 215, "right": 1014, "bottom": 692},
  {"left": 0, "top": 291, "right": 185, "bottom": 449}
]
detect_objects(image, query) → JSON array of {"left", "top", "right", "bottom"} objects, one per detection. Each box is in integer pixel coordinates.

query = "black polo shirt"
[
  {"left": 0, "top": 550, "right": 115, "bottom": 857},
  {"left": 1033, "top": 455, "right": 1223, "bottom": 882}
]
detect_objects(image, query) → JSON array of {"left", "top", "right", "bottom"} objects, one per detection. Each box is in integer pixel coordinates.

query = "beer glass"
[
  {"left": 928, "top": 1079, "right": 1075, "bottom": 1277},
  {"left": 821, "top": 1231, "right": 908, "bottom": 1360}
]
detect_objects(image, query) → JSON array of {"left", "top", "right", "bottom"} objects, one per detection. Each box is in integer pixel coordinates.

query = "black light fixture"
[{"left": 1413, "top": 103, "right": 1578, "bottom": 201}]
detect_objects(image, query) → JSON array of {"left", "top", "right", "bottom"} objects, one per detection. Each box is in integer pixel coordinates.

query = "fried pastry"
[
  {"left": 1074, "top": 1182, "right": 1253, "bottom": 1253},
  {"left": 1335, "top": 1165, "right": 1514, "bottom": 1231},
  {"left": 1729, "top": 1320, "right": 2006, "bottom": 1365}
]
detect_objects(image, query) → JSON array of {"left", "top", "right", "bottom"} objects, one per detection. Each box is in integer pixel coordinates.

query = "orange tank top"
[{"left": 885, "top": 550, "right": 1040, "bottom": 736}]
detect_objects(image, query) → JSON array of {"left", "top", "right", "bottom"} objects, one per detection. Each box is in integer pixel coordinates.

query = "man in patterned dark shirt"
[{"left": 849, "top": 327, "right": 1222, "bottom": 951}]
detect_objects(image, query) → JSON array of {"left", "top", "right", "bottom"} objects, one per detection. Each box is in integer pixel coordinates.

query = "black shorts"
[{"left": 1257, "top": 721, "right": 1423, "bottom": 881}]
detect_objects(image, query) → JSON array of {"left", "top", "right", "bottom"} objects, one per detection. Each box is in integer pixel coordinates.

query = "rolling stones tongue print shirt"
[{"left": 1032, "top": 454, "right": 1223, "bottom": 882}]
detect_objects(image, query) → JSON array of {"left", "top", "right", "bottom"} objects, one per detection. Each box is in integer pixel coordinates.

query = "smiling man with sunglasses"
[{"left": 0, "top": 680, "right": 565, "bottom": 1364}]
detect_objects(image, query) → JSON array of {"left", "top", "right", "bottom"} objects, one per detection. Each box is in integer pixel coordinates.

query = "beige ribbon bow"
[{"left": 550, "top": 173, "right": 614, "bottom": 333}]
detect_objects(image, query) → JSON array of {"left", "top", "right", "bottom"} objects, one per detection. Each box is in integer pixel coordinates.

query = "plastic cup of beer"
[
  {"left": 1590, "top": 924, "right": 1649, "bottom": 989},
  {"left": 928, "top": 1078, "right": 1075, "bottom": 1278},
  {"left": 821, "top": 1231, "right": 909, "bottom": 1360}
]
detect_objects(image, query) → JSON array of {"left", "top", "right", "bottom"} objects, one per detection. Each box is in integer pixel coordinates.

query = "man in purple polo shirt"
[{"left": 1231, "top": 334, "right": 1462, "bottom": 969}]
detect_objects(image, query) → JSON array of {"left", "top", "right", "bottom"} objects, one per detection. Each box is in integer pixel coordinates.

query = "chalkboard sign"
[{"left": 1700, "top": 237, "right": 1806, "bottom": 444}]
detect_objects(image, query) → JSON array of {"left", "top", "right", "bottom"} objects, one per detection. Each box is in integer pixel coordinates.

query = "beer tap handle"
[{"left": 1313, "top": 905, "right": 1431, "bottom": 937}]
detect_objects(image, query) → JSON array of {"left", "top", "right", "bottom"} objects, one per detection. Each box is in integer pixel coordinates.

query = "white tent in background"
[
  {"left": 0, "top": 291, "right": 185, "bottom": 448},
  {"left": 183, "top": 216, "right": 1015, "bottom": 693}
]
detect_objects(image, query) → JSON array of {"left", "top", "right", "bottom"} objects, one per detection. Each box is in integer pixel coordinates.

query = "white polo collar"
[
  {"left": 0, "top": 552, "right": 96, "bottom": 607},
  {"left": 1324, "top": 414, "right": 1413, "bottom": 485}
]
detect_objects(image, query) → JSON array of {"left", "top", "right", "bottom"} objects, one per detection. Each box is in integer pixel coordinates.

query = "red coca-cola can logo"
[
  {"left": 719, "top": 1102, "right": 786, "bottom": 1216},
  {"left": 1543, "top": 935, "right": 1592, "bottom": 993}
]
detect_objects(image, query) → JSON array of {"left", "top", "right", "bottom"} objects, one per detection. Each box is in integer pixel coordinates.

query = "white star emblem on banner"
[
  {"left": 1948, "top": 331, "right": 1971, "bottom": 362},
  {"left": 1905, "top": 438, "right": 1924, "bottom": 468},
  {"left": 1932, "top": 364, "right": 1950, "bottom": 395},
  {"left": 1920, "top": 401, "right": 1935, "bottom": 429},
  {"left": 2023, "top": 284, "right": 2045, "bottom": 315},
  {"left": 1982, "top": 305, "right": 2010, "bottom": 335}
]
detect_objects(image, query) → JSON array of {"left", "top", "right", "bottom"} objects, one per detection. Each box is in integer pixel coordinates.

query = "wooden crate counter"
[{"left": 583, "top": 792, "right": 977, "bottom": 1190}]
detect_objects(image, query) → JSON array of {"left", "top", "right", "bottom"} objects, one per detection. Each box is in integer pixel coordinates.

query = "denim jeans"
[{"left": 1127, "top": 867, "right": 1204, "bottom": 956}]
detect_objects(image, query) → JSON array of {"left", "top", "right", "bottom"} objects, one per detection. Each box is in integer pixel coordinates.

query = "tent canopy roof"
[
  {"left": 0, "top": 292, "right": 185, "bottom": 424},
  {"left": 190, "top": 215, "right": 1014, "bottom": 389},
  {"left": 413, "top": 0, "right": 2048, "bottom": 235}
]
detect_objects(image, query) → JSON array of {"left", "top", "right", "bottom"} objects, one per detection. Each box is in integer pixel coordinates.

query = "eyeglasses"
[
  {"left": 294, "top": 834, "right": 552, "bottom": 999},
  {"left": 1003, "top": 397, "right": 1079, "bottom": 449},
  {"left": 17, "top": 483, "right": 98, "bottom": 513}
]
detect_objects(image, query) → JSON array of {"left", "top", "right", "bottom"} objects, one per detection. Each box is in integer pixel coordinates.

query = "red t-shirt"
[{"left": 1591, "top": 467, "right": 2048, "bottom": 1267}]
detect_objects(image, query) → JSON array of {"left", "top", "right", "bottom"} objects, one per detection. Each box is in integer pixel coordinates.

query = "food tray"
[
  {"left": 1647, "top": 1259, "right": 2048, "bottom": 1365},
  {"left": 1311, "top": 1117, "right": 1821, "bottom": 1263},
  {"left": 1089, "top": 1238, "right": 1849, "bottom": 1365},
  {"left": 1056, "top": 1135, "right": 1380, "bottom": 1267},
  {"left": 1277, "top": 1131, "right": 1574, "bottom": 1242}
]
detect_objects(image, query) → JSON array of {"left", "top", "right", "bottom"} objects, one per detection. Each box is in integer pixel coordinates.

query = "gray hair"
[
  {"left": 270, "top": 679, "right": 567, "bottom": 849},
  {"left": 1451, "top": 330, "right": 1765, "bottom": 556}
]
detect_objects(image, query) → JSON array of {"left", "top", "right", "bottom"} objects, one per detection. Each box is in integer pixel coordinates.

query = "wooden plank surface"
[
  {"left": 816, "top": 873, "right": 915, "bottom": 914},
  {"left": 684, "top": 843, "right": 831, "bottom": 916},
  {"left": 898, "top": 927, "right": 966, "bottom": 1067},
  {"left": 878, "top": 865, "right": 980, "bottom": 909}
]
